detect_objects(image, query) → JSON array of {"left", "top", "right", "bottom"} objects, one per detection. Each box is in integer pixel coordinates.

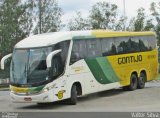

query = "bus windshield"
[
  {"left": 10, "top": 40, "right": 70, "bottom": 86},
  {"left": 10, "top": 47, "right": 53, "bottom": 85}
]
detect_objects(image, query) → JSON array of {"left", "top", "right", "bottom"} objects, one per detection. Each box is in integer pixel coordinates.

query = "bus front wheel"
[{"left": 68, "top": 85, "right": 77, "bottom": 105}]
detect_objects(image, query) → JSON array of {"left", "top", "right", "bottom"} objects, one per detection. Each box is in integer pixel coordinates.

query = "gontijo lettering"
[{"left": 118, "top": 55, "right": 142, "bottom": 64}]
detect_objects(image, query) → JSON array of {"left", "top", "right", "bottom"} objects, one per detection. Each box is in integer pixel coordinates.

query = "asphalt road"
[{"left": 0, "top": 80, "right": 160, "bottom": 112}]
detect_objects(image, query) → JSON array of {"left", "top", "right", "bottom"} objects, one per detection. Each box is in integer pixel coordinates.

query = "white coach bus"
[{"left": 0, "top": 30, "right": 158, "bottom": 105}]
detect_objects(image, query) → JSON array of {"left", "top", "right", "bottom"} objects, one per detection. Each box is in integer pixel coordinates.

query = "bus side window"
[
  {"left": 70, "top": 40, "right": 87, "bottom": 65},
  {"left": 115, "top": 36, "right": 150, "bottom": 54},
  {"left": 101, "top": 38, "right": 116, "bottom": 56},
  {"left": 54, "top": 40, "right": 70, "bottom": 71},
  {"left": 129, "top": 37, "right": 140, "bottom": 53},
  {"left": 51, "top": 54, "right": 63, "bottom": 77},
  {"left": 137, "top": 36, "right": 149, "bottom": 52},
  {"left": 86, "top": 39, "right": 102, "bottom": 58},
  {"left": 114, "top": 37, "right": 129, "bottom": 54},
  {"left": 147, "top": 36, "right": 156, "bottom": 50}
]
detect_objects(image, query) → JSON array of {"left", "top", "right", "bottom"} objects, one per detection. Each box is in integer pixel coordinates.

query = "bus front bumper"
[{"left": 10, "top": 90, "right": 57, "bottom": 103}]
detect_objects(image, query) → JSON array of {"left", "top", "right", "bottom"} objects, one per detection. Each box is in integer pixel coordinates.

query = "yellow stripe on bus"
[
  {"left": 10, "top": 85, "right": 28, "bottom": 93},
  {"left": 92, "top": 30, "right": 155, "bottom": 38}
]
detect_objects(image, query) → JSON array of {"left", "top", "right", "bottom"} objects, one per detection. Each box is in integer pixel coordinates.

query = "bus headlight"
[{"left": 42, "top": 84, "right": 56, "bottom": 93}]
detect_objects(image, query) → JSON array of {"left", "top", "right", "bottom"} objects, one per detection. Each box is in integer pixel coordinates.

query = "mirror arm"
[
  {"left": 46, "top": 49, "right": 62, "bottom": 68},
  {"left": 1, "top": 53, "right": 12, "bottom": 70}
]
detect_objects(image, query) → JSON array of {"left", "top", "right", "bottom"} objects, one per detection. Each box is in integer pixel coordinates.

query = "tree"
[
  {"left": 134, "top": 7, "right": 145, "bottom": 31},
  {"left": 150, "top": 2, "right": 160, "bottom": 44},
  {"left": 144, "top": 19, "right": 154, "bottom": 31},
  {"left": 0, "top": 0, "right": 33, "bottom": 56},
  {"left": 89, "top": 2, "right": 118, "bottom": 29},
  {"left": 33, "top": 0, "right": 63, "bottom": 34},
  {"left": 126, "top": 18, "right": 136, "bottom": 31},
  {"left": 127, "top": 7, "right": 154, "bottom": 32},
  {"left": 150, "top": 2, "right": 160, "bottom": 24},
  {"left": 68, "top": 12, "right": 91, "bottom": 31},
  {"left": 114, "top": 16, "right": 127, "bottom": 31}
]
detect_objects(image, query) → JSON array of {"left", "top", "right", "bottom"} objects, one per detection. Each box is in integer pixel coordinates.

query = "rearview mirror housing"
[
  {"left": 46, "top": 49, "right": 62, "bottom": 68},
  {"left": 1, "top": 53, "right": 12, "bottom": 70}
]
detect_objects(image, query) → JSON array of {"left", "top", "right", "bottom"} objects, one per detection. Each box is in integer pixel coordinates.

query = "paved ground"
[{"left": 0, "top": 80, "right": 160, "bottom": 112}]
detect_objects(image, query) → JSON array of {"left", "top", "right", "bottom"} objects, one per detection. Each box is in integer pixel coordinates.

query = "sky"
[{"left": 58, "top": 0, "right": 159, "bottom": 25}]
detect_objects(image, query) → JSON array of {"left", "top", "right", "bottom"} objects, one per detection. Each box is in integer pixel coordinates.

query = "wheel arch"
[
  {"left": 131, "top": 71, "right": 138, "bottom": 78},
  {"left": 70, "top": 81, "right": 82, "bottom": 97},
  {"left": 140, "top": 70, "right": 147, "bottom": 82}
]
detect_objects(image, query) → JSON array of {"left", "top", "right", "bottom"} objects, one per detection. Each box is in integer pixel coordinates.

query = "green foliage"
[
  {"left": 144, "top": 19, "right": 154, "bottom": 31},
  {"left": 33, "top": 0, "right": 63, "bottom": 34},
  {"left": 150, "top": 2, "right": 160, "bottom": 44},
  {"left": 134, "top": 7, "right": 145, "bottom": 31},
  {"left": 89, "top": 2, "right": 118, "bottom": 29},
  {"left": 114, "top": 16, "right": 127, "bottom": 31},
  {"left": 127, "top": 7, "right": 154, "bottom": 32},
  {"left": 0, "top": 0, "right": 33, "bottom": 56},
  {"left": 68, "top": 12, "right": 91, "bottom": 31},
  {"left": 150, "top": 2, "right": 160, "bottom": 23}
]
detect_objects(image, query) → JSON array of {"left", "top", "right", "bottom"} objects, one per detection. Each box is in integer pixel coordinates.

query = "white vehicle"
[{"left": 1, "top": 30, "right": 158, "bottom": 105}]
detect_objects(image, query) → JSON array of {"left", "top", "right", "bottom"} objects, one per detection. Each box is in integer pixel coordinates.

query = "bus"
[{"left": 0, "top": 30, "right": 158, "bottom": 105}]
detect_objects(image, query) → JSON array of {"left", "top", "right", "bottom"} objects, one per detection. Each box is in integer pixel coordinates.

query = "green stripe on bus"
[
  {"left": 28, "top": 85, "right": 45, "bottom": 93},
  {"left": 72, "top": 36, "right": 96, "bottom": 40},
  {"left": 85, "top": 57, "right": 119, "bottom": 84}
]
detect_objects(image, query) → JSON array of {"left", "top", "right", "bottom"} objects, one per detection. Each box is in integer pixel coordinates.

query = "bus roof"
[{"left": 15, "top": 30, "right": 155, "bottom": 48}]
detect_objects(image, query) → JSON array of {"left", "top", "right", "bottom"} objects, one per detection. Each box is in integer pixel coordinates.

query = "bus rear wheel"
[
  {"left": 68, "top": 85, "right": 77, "bottom": 105},
  {"left": 137, "top": 73, "right": 146, "bottom": 89},
  {"left": 128, "top": 74, "right": 138, "bottom": 91}
]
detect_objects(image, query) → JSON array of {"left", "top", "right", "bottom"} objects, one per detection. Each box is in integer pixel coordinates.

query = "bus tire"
[
  {"left": 69, "top": 85, "right": 77, "bottom": 105},
  {"left": 128, "top": 74, "right": 138, "bottom": 91},
  {"left": 137, "top": 73, "right": 146, "bottom": 89}
]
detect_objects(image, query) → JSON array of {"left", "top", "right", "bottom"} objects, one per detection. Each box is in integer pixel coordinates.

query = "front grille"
[{"left": 11, "top": 91, "right": 41, "bottom": 96}]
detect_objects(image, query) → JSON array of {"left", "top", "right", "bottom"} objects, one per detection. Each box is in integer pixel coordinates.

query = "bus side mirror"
[
  {"left": 46, "top": 49, "right": 62, "bottom": 68},
  {"left": 0, "top": 53, "right": 12, "bottom": 70}
]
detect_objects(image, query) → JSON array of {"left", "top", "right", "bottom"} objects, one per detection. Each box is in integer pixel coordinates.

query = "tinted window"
[
  {"left": 70, "top": 40, "right": 87, "bottom": 64},
  {"left": 115, "top": 36, "right": 153, "bottom": 54},
  {"left": 136, "top": 36, "right": 149, "bottom": 51},
  {"left": 101, "top": 38, "right": 116, "bottom": 56},
  {"left": 86, "top": 39, "right": 102, "bottom": 58},
  {"left": 70, "top": 35, "right": 156, "bottom": 64},
  {"left": 54, "top": 40, "right": 70, "bottom": 68},
  {"left": 115, "top": 37, "right": 130, "bottom": 54},
  {"left": 147, "top": 35, "right": 156, "bottom": 50}
]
